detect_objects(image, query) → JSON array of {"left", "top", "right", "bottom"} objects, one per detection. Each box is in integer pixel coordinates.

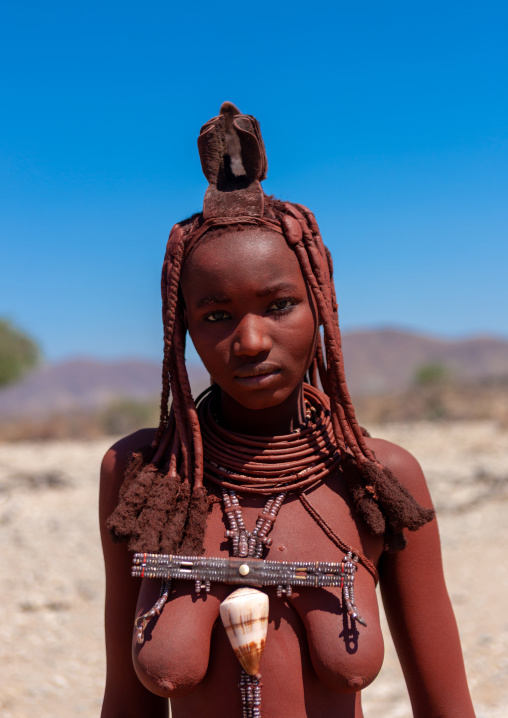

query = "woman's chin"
[{"left": 218, "top": 382, "right": 302, "bottom": 415}]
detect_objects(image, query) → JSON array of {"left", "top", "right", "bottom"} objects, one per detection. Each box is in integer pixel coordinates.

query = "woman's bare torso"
[{"left": 133, "top": 470, "right": 385, "bottom": 718}]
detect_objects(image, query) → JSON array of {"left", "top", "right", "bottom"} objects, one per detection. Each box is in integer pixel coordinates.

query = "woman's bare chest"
[{"left": 133, "top": 479, "right": 385, "bottom": 707}]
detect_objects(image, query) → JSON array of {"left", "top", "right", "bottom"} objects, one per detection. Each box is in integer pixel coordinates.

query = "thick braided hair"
[{"left": 107, "top": 103, "right": 434, "bottom": 555}]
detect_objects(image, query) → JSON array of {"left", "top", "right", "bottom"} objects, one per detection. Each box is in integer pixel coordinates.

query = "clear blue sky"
[{"left": 1, "top": 0, "right": 507, "bottom": 363}]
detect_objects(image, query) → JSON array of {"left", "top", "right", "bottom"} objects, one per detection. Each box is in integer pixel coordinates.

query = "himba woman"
[{"left": 100, "top": 103, "right": 476, "bottom": 718}]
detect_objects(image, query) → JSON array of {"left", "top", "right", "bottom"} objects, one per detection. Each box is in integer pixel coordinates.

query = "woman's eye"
[
  {"left": 269, "top": 298, "right": 295, "bottom": 313},
  {"left": 205, "top": 310, "right": 228, "bottom": 322}
]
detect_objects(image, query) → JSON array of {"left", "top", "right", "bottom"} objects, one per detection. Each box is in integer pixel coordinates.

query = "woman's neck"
[{"left": 218, "top": 384, "right": 306, "bottom": 436}]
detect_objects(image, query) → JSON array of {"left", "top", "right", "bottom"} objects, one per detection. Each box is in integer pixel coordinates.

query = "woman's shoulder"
[
  {"left": 363, "top": 435, "right": 433, "bottom": 506},
  {"left": 101, "top": 427, "right": 157, "bottom": 474},
  {"left": 100, "top": 428, "right": 157, "bottom": 514}
]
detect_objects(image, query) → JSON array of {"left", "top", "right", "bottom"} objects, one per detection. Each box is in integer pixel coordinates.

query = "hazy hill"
[
  {"left": 1, "top": 329, "right": 508, "bottom": 418},
  {"left": 0, "top": 359, "right": 208, "bottom": 418},
  {"left": 341, "top": 330, "right": 508, "bottom": 394}
]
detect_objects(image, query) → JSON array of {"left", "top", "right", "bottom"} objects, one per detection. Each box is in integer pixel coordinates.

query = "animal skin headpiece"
[
  {"left": 199, "top": 101, "right": 268, "bottom": 218},
  {"left": 184, "top": 102, "right": 284, "bottom": 249}
]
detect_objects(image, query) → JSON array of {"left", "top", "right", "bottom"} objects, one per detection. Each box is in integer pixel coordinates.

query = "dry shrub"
[
  {"left": 353, "top": 377, "right": 508, "bottom": 425},
  {"left": 0, "top": 398, "right": 159, "bottom": 442}
]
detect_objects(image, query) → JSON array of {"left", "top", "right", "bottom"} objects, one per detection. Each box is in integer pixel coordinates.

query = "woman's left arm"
[{"left": 368, "top": 438, "right": 476, "bottom": 718}]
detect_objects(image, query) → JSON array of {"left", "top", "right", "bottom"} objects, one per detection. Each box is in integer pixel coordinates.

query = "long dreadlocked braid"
[{"left": 107, "top": 103, "right": 433, "bottom": 555}]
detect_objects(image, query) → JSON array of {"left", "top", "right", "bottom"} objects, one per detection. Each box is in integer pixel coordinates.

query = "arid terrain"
[{"left": 0, "top": 421, "right": 507, "bottom": 717}]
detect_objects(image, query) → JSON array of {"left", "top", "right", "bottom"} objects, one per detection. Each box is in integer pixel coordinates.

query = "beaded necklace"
[{"left": 220, "top": 489, "right": 287, "bottom": 716}]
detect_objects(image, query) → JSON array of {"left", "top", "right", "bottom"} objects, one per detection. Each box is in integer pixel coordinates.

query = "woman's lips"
[{"left": 234, "top": 364, "right": 281, "bottom": 385}]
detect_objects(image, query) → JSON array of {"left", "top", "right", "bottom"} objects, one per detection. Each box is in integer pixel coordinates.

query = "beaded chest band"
[{"left": 132, "top": 550, "right": 366, "bottom": 642}]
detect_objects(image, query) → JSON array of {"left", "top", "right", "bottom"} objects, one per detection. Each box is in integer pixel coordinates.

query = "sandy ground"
[{"left": 0, "top": 421, "right": 506, "bottom": 717}]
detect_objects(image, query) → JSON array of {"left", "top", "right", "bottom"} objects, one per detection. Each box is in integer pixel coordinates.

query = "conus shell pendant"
[{"left": 219, "top": 587, "right": 269, "bottom": 676}]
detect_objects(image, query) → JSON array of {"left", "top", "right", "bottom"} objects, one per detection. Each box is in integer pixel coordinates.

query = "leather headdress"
[{"left": 197, "top": 102, "right": 268, "bottom": 220}]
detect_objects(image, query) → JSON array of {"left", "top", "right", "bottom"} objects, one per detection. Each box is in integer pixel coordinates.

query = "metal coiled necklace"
[{"left": 197, "top": 383, "right": 341, "bottom": 496}]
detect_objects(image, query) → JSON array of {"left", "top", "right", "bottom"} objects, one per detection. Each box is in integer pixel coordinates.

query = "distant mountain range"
[
  {"left": 1, "top": 329, "right": 508, "bottom": 418},
  {"left": 341, "top": 329, "right": 508, "bottom": 394}
]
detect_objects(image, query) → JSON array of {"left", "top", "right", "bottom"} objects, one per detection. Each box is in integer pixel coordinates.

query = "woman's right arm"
[{"left": 99, "top": 430, "right": 169, "bottom": 718}]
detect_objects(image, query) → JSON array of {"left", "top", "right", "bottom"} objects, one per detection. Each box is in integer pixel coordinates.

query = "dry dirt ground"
[{"left": 0, "top": 421, "right": 506, "bottom": 717}]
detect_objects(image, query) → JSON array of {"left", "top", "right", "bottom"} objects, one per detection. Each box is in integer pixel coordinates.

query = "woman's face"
[{"left": 180, "top": 228, "right": 318, "bottom": 414}]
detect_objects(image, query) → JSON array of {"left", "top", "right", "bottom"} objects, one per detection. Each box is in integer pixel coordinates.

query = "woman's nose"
[{"left": 233, "top": 315, "right": 272, "bottom": 357}]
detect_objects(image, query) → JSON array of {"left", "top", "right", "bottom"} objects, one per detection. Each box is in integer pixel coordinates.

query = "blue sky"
[{"left": 1, "top": 1, "right": 507, "bottom": 363}]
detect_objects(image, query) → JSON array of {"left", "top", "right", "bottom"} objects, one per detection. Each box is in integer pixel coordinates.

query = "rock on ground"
[{"left": 0, "top": 422, "right": 506, "bottom": 717}]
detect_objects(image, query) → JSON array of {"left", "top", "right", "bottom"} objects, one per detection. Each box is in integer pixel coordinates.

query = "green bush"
[
  {"left": 413, "top": 362, "right": 450, "bottom": 387},
  {"left": 100, "top": 398, "right": 159, "bottom": 435},
  {"left": 0, "top": 319, "right": 40, "bottom": 388}
]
